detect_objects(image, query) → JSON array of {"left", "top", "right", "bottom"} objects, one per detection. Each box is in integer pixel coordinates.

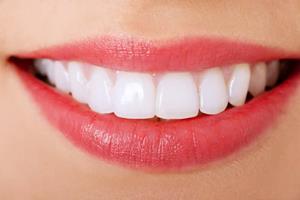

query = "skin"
[{"left": 0, "top": 0, "right": 300, "bottom": 199}]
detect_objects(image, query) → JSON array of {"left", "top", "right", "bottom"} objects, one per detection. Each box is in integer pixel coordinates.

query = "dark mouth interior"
[{"left": 9, "top": 57, "right": 297, "bottom": 121}]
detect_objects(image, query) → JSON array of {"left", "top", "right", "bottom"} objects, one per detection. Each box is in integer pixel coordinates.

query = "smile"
[{"left": 11, "top": 36, "right": 300, "bottom": 171}]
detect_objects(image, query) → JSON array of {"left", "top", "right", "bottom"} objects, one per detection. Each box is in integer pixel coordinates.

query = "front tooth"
[
  {"left": 228, "top": 63, "right": 251, "bottom": 106},
  {"left": 53, "top": 61, "right": 70, "bottom": 93},
  {"left": 199, "top": 68, "right": 228, "bottom": 115},
  {"left": 87, "top": 67, "right": 113, "bottom": 114},
  {"left": 113, "top": 72, "right": 155, "bottom": 119},
  {"left": 249, "top": 62, "right": 267, "bottom": 96},
  {"left": 266, "top": 61, "right": 280, "bottom": 87},
  {"left": 68, "top": 62, "right": 89, "bottom": 103},
  {"left": 156, "top": 73, "right": 199, "bottom": 119}
]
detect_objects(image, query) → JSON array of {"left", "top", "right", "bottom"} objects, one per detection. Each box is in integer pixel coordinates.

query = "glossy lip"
[
  {"left": 13, "top": 36, "right": 300, "bottom": 171},
  {"left": 18, "top": 36, "right": 300, "bottom": 72}
]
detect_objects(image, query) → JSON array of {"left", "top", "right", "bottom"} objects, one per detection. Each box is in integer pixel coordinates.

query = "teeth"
[
  {"left": 113, "top": 72, "right": 156, "bottom": 119},
  {"left": 34, "top": 59, "right": 53, "bottom": 76},
  {"left": 199, "top": 68, "right": 228, "bottom": 114},
  {"left": 249, "top": 62, "right": 267, "bottom": 96},
  {"left": 156, "top": 73, "right": 199, "bottom": 119},
  {"left": 68, "top": 62, "right": 89, "bottom": 103},
  {"left": 34, "top": 59, "right": 283, "bottom": 119},
  {"left": 266, "top": 61, "right": 280, "bottom": 87},
  {"left": 228, "top": 64, "right": 251, "bottom": 106},
  {"left": 53, "top": 61, "right": 70, "bottom": 93},
  {"left": 45, "top": 61, "right": 56, "bottom": 85},
  {"left": 87, "top": 67, "right": 113, "bottom": 114}
]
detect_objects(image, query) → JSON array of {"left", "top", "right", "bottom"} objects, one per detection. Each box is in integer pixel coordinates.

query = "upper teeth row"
[{"left": 34, "top": 59, "right": 280, "bottom": 120}]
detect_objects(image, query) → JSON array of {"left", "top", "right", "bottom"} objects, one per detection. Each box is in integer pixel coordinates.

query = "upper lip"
[{"left": 17, "top": 36, "right": 300, "bottom": 72}]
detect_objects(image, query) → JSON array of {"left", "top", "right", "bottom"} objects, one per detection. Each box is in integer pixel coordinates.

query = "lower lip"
[{"left": 15, "top": 62, "right": 300, "bottom": 171}]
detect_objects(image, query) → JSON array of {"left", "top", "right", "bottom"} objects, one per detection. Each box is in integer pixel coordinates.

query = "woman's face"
[{"left": 1, "top": 1, "right": 300, "bottom": 199}]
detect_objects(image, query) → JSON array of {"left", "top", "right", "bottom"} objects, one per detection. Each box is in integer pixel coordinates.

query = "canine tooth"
[
  {"left": 249, "top": 62, "right": 267, "bottom": 96},
  {"left": 228, "top": 64, "right": 251, "bottom": 106},
  {"left": 68, "top": 62, "right": 89, "bottom": 103},
  {"left": 34, "top": 59, "right": 52, "bottom": 76},
  {"left": 199, "top": 68, "right": 228, "bottom": 115},
  {"left": 53, "top": 61, "right": 70, "bottom": 93},
  {"left": 266, "top": 61, "right": 280, "bottom": 87},
  {"left": 87, "top": 67, "right": 113, "bottom": 114},
  {"left": 156, "top": 72, "right": 199, "bottom": 119},
  {"left": 113, "top": 71, "right": 155, "bottom": 119}
]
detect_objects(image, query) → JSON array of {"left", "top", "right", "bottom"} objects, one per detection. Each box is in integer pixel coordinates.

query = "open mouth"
[{"left": 11, "top": 36, "right": 300, "bottom": 171}]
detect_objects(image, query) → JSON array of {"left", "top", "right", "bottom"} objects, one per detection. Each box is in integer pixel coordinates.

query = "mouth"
[{"left": 10, "top": 36, "right": 300, "bottom": 171}]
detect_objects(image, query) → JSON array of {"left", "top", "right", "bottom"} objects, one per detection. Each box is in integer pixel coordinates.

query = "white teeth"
[
  {"left": 87, "top": 67, "right": 113, "bottom": 114},
  {"left": 266, "top": 61, "right": 280, "bottom": 87},
  {"left": 228, "top": 64, "right": 251, "bottom": 106},
  {"left": 34, "top": 59, "right": 53, "bottom": 76},
  {"left": 34, "top": 59, "right": 283, "bottom": 119},
  {"left": 113, "top": 72, "right": 156, "bottom": 119},
  {"left": 68, "top": 62, "right": 89, "bottom": 103},
  {"left": 53, "top": 61, "right": 70, "bottom": 93},
  {"left": 156, "top": 73, "right": 199, "bottom": 119},
  {"left": 249, "top": 62, "right": 267, "bottom": 96},
  {"left": 199, "top": 68, "right": 228, "bottom": 115},
  {"left": 45, "top": 62, "right": 56, "bottom": 85}
]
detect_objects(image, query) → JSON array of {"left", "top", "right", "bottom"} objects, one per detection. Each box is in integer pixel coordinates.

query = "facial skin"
[{"left": 0, "top": 0, "right": 300, "bottom": 199}]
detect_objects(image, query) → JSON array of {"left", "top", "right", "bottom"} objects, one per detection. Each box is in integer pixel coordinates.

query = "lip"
[
  {"left": 18, "top": 36, "right": 300, "bottom": 72},
  {"left": 13, "top": 36, "right": 300, "bottom": 171}
]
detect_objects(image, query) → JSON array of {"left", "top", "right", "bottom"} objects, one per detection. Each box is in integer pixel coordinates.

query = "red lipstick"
[
  {"left": 19, "top": 36, "right": 299, "bottom": 72},
  {"left": 13, "top": 36, "right": 300, "bottom": 171}
]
